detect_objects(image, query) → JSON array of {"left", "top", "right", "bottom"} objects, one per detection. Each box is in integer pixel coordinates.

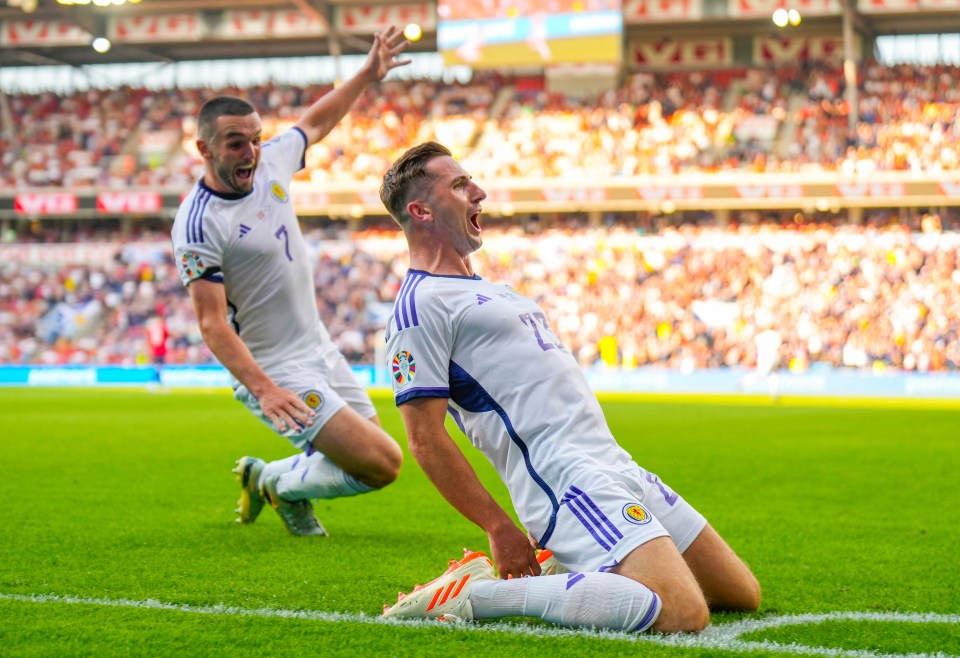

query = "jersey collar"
[
  {"left": 198, "top": 177, "right": 254, "bottom": 201},
  {"left": 408, "top": 268, "right": 481, "bottom": 280}
]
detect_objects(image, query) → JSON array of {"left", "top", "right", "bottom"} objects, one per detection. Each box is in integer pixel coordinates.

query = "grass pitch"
[{"left": 1, "top": 388, "right": 957, "bottom": 657}]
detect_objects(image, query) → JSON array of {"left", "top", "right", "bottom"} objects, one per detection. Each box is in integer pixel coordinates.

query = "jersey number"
[
  {"left": 519, "top": 312, "right": 563, "bottom": 351},
  {"left": 646, "top": 473, "right": 679, "bottom": 507},
  {"left": 274, "top": 225, "right": 293, "bottom": 262}
]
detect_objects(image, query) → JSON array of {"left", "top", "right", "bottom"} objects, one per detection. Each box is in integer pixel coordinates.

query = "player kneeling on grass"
[{"left": 378, "top": 142, "right": 761, "bottom": 633}]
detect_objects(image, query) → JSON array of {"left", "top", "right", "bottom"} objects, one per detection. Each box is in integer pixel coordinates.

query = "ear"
[
  {"left": 406, "top": 199, "right": 433, "bottom": 223},
  {"left": 196, "top": 139, "right": 211, "bottom": 160}
]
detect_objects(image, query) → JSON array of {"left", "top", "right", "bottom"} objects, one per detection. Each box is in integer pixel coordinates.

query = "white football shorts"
[
  {"left": 543, "top": 463, "right": 707, "bottom": 573},
  {"left": 233, "top": 343, "right": 377, "bottom": 452}
]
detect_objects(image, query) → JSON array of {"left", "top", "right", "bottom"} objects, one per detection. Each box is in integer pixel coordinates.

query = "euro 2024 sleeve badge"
[
  {"left": 392, "top": 351, "right": 416, "bottom": 385},
  {"left": 181, "top": 252, "right": 206, "bottom": 279}
]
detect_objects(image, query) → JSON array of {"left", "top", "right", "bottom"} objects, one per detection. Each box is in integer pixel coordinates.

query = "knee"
[
  {"left": 736, "top": 575, "right": 762, "bottom": 612},
  {"left": 654, "top": 597, "right": 710, "bottom": 633},
  {"left": 712, "top": 572, "right": 762, "bottom": 612},
  {"left": 358, "top": 443, "right": 403, "bottom": 490},
  {"left": 685, "top": 602, "right": 711, "bottom": 633}
]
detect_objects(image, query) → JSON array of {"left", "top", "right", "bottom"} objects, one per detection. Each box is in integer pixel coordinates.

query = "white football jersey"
[
  {"left": 385, "top": 270, "right": 637, "bottom": 548},
  {"left": 172, "top": 128, "right": 331, "bottom": 378}
]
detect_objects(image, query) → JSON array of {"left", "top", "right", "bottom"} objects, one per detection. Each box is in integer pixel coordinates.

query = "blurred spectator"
[
  {"left": 3, "top": 62, "right": 960, "bottom": 373},
  {"left": 1, "top": 216, "right": 958, "bottom": 373},
  {"left": 5, "top": 62, "right": 959, "bottom": 189}
]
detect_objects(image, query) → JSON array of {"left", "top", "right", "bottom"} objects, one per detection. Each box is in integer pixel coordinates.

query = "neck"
[
  {"left": 408, "top": 244, "right": 474, "bottom": 277},
  {"left": 202, "top": 172, "right": 229, "bottom": 195}
]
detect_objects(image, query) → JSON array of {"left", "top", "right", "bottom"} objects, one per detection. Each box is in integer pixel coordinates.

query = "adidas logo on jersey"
[
  {"left": 476, "top": 294, "right": 491, "bottom": 305},
  {"left": 239, "top": 224, "right": 252, "bottom": 238}
]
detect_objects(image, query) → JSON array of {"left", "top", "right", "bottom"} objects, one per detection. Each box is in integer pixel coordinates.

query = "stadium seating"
[
  {"left": 2, "top": 62, "right": 959, "bottom": 371},
  {"left": 4, "top": 62, "right": 959, "bottom": 191},
  {"left": 1, "top": 218, "right": 957, "bottom": 372}
]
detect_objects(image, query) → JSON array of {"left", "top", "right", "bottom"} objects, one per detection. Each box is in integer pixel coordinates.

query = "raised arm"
[
  {"left": 187, "top": 278, "right": 314, "bottom": 433},
  {"left": 399, "top": 396, "right": 541, "bottom": 579},
  {"left": 295, "top": 26, "right": 410, "bottom": 147}
]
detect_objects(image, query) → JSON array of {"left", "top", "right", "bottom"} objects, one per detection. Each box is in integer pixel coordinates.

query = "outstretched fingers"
[{"left": 373, "top": 25, "right": 411, "bottom": 77}]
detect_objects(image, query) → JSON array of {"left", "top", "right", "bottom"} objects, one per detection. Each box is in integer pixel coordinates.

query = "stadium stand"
[
  {"left": 3, "top": 63, "right": 959, "bottom": 191},
  {"left": 1, "top": 2, "right": 958, "bottom": 376},
  {"left": 1, "top": 214, "right": 957, "bottom": 372}
]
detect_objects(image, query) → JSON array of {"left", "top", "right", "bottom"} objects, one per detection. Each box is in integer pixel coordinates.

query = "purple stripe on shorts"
[
  {"left": 570, "top": 497, "right": 619, "bottom": 546},
  {"left": 564, "top": 499, "right": 611, "bottom": 551},
  {"left": 571, "top": 486, "right": 624, "bottom": 540}
]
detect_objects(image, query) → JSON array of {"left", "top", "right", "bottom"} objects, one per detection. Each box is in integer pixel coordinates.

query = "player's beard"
[{"left": 215, "top": 160, "right": 254, "bottom": 195}]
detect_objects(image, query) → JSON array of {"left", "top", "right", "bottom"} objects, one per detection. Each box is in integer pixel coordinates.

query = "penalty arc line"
[{"left": 1, "top": 592, "right": 958, "bottom": 657}]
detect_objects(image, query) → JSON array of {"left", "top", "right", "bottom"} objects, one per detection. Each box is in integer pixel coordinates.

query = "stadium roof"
[
  {"left": 0, "top": 0, "right": 955, "bottom": 69},
  {"left": 0, "top": 0, "right": 439, "bottom": 68}
]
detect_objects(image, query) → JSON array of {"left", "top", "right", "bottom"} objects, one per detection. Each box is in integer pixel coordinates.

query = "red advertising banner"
[
  {"left": 835, "top": 182, "right": 907, "bottom": 197},
  {"left": 631, "top": 38, "right": 731, "bottom": 67},
  {"left": 541, "top": 188, "right": 608, "bottom": 203},
  {"left": 256, "top": 10, "right": 327, "bottom": 38},
  {"left": 755, "top": 35, "right": 847, "bottom": 63},
  {"left": 1, "top": 20, "right": 90, "bottom": 47},
  {"left": 5, "top": 174, "right": 960, "bottom": 218},
  {"left": 219, "top": 11, "right": 261, "bottom": 39},
  {"left": 858, "top": 0, "right": 919, "bottom": 11},
  {"left": 484, "top": 188, "right": 515, "bottom": 203},
  {"left": 938, "top": 181, "right": 960, "bottom": 197},
  {"left": 858, "top": 0, "right": 960, "bottom": 10},
  {"left": 96, "top": 192, "right": 163, "bottom": 214},
  {"left": 731, "top": 0, "right": 840, "bottom": 17},
  {"left": 937, "top": 181, "right": 960, "bottom": 199},
  {"left": 336, "top": 4, "right": 436, "bottom": 33},
  {"left": 293, "top": 192, "right": 333, "bottom": 207},
  {"left": 636, "top": 185, "right": 705, "bottom": 202},
  {"left": 623, "top": 0, "right": 701, "bottom": 22},
  {"left": 357, "top": 190, "right": 382, "bottom": 207},
  {"left": 735, "top": 183, "right": 805, "bottom": 199},
  {"left": 112, "top": 14, "right": 201, "bottom": 42},
  {"left": 14, "top": 194, "right": 79, "bottom": 215}
]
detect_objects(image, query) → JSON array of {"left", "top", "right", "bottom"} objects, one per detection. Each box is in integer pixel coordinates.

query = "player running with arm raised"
[{"left": 171, "top": 27, "right": 410, "bottom": 537}]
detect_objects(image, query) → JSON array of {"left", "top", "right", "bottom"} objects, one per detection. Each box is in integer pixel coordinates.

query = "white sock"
[
  {"left": 259, "top": 451, "right": 324, "bottom": 488},
  {"left": 274, "top": 454, "right": 373, "bottom": 501},
  {"left": 468, "top": 572, "right": 661, "bottom": 632}
]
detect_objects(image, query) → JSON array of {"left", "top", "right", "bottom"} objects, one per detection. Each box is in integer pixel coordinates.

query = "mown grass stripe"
[{"left": 2, "top": 592, "right": 956, "bottom": 658}]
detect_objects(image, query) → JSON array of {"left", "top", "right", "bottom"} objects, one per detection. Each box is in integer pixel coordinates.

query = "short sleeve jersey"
[
  {"left": 385, "top": 270, "right": 636, "bottom": 547},
  {"left": 171, "top": 128, "right": 330, "bottom": 375}
]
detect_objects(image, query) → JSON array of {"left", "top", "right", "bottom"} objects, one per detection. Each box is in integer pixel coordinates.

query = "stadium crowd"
[
  {"left": 1, "top": 215, "right": 958, "bottom": 373},
  {"left": 3, "top": 61, "right": 960, "bottom": 190},
  {"left": 2, "top": 59, "right": 958, "bottom": 373}
]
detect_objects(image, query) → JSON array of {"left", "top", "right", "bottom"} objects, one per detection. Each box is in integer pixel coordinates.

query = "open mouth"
[
  {"left": 235, "top": 165, "right": 254, "bottom": 181},
  {"left": 470, "top": 209, "right": 482, "bottom": 230}
]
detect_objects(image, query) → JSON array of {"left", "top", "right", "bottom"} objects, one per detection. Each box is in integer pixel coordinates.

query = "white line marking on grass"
[
  {"left": 595, "top": 392, "right": 960, "bottom": 410},
  {"left": 658, "top": 611, "right": 960, "bottom": 657},
  {"left": 2, "top": 593, "right": 957, "bottom": 657}
]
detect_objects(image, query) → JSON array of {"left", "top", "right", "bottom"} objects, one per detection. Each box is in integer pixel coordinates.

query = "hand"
[
  {"left": 528, "top": 532, "right": 541, "bottom": 550},
  {"left": 258, "top": 385, "right": 316, "bottom": 433},
  {"left": 362, "top": 25, "right": 411, "bottom": 82},
  {"left": 488, "top": 523, "right": 541, "bottom": 579}
]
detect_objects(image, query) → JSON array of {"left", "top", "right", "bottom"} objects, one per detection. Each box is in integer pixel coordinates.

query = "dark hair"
[
  {"left": 197, "top": 96, "right": 256, "bottom": 142},
  {"left": 380, "top": 141, "right": 452, "bottom": 224}
]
